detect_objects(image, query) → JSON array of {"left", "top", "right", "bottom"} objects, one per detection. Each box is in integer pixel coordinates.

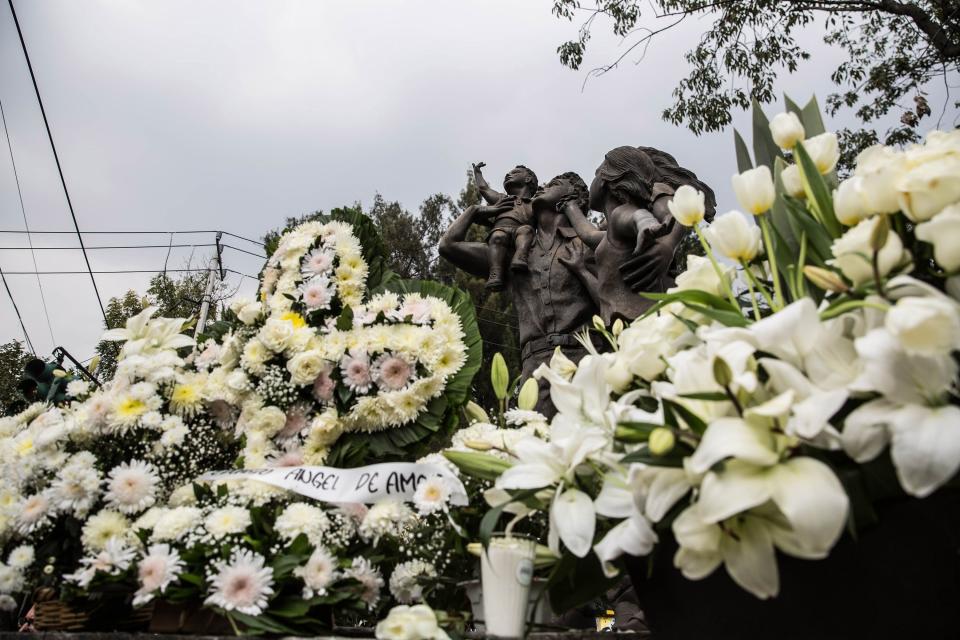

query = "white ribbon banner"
[{"left": 199, "top": 463, "right": 468, "bottom": 506}]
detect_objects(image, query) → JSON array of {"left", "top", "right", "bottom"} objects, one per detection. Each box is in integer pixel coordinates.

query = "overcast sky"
[{"left": 0, "top": 0, "right": 955, "bottom": 362}]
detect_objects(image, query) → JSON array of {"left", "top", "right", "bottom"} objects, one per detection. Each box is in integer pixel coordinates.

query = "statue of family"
[{"left": 439, "top": 146, "right": 715, "bottom": 415}]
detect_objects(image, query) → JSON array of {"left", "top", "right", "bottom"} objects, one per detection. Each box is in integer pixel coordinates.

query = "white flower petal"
[
  {"left": 643, "top": 468, "right": 692, "bottom": 522},
  {"left": 687, "top": 418, "right": 779, "bottom": 475},
  {"left": 550, "top": 488, "right": 596, "bottom": 558},
  {"left": 721, "top": 516, "right": 779, "bottom": 599},
  {"left": 768, "top": 457, "right": 848, "bottom": 555},
  {"left": 593, "top": 514, "right": 658, "bottom": 577},
  {"left": 696, "top": 462, "right": 773, "bottom": 524},
  {"left": 841, "top": 399, "right": 894, "bottom": 462},
  {"left": 674, "top": 546, "right": 723, "bottom": 580},
  {"left": 889, "top": 404, "right": 960, "bottom": 498}
]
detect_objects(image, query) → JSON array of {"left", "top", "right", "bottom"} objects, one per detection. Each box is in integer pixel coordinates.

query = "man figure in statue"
[
  {"left": 471, "top": 162, "right": 539, "bottom": 291},
  {"left": 439, "top": 172, "right": 599, "bottom": 416}
]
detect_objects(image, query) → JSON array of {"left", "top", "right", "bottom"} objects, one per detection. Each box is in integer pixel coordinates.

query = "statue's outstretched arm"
[
  {"left": 438, "top": 205, "right": 491, "bottom": 279},
  {"left": 472, "top": 163, "right": 508, "bottom": 206},
  {"left": 559, "top": 201, "right": 604, "bottom": 250}
]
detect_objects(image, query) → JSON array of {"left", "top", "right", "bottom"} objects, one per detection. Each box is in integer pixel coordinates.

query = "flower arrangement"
[
  {"left": 449, "top": 98, "right": 960, "bottom": 608},
  {"left": 207, "top": 212, "right": 481, "bottom": 468},
  {"left": 0, "top": 307, "right": 238, "bottom": 615}
]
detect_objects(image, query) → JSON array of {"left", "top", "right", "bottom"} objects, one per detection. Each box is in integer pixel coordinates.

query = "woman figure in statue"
[{"left": 559, "top": 145, "right": 716, "bottom": 324}]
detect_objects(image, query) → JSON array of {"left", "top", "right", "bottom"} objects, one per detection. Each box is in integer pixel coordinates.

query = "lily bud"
[
  {"left": 52, "top": 369, "right": 67, "bottom": 378},
  {"left": 800, "top": 132, "right": 840, "bottom": 175},
  {"left": 712, "top": 356, "right": 733, "bottom": 388},
  {"left": 491, "top": 353, "right": 509, "bottom": 400},
  {"left": 517, "top": 378, "right": 539, "bottom": 411},
  {"left": 667, "top": 184, "right": 706, "bottom": 227},
  {"left": 649, "top": 428, "right": 676, "bottom": 456},
  {"left": 780, "top": 164, "right": 805, "bottom": 199},
  {"left": 467, "top": 542, "right": 482, "bottom": 557},
  {"left": 464, "top": 439, "right": 493, "bottom": 451},
  {"left": 803, "top": 266, "right": 849, "bottom": 293},
  {"left": 611, "top": 318, "right": 624, "bottom": 337},
  {"left": 732, "top": 166, "right": 775, "bottom": 216},
  {"left": 769, "top": 112, "right": 805, "bottom": 150},
  {"left": 464, "top": 400, "right": 489, "bottom": 424},
  {"left": 592, "top": 315, "right": 606, "bottom": 332}
]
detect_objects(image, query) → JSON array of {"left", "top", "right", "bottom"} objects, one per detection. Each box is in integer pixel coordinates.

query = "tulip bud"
[
  {"left": 517, "top": 378, "right": 539, "bottom": 411},
  {"left": 592, "top": 315, "right": 606, "bottom": 332},
  {"left": 780, "top": 164, "right": 805, "bottom": 199},
  {"left": 800, "top": 132, "right": 840, "bottom": 175},
  {"left": 833, "top": 176, "right": 870, "bottom": 226},
  {"left": 52, "top": 369, "right": 67, "bottom": 378},
  {"left": 667, "top": 185, "right": 706, "bottom": 227},
  {"left": 611, "top": 318, "right": 624, "bottom": 337},
  {"left": 770, "top": 112, "right": 805, "bottom": 150},
  {"left": 703, "top": 210, "right": 762, "bottom": 262},
  {"left": 712, "top": 357, "right": 733, "bottom": 388},
  {"left": 732, "top": 166, "right": 775, "bottom": 216},
  {"left": 649, "top": 428, "right": 676, "bottom": 456},
  {"left": 491, "top": 353, "right": 509, "bottom": 400},
  {"left": 869, "top": 214, "right": 890, "bottom": 253},
  {"left": 803, "top": 266, "right": 849, "bottom": 293}
]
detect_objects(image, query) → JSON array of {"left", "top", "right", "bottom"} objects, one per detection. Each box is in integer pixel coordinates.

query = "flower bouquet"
[{"left": 449, "top": 97, "right": 960, "bottom": 638}]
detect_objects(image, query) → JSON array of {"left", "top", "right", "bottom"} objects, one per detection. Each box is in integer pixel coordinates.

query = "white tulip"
[
  {"left": 732, "top": 166, "right": 775, "bottom": 215},
  {"left": 832, "top": 176, "right": 871, "bottom": 226},
  {"left": 769, "top": 112, "right": 805, "bottom": 150},
  {"left": 704, "top": 210, "right": 762, "bottom": 262},
  {"left": 667, "top": 185, "right": 706, "bottom": 227},
  {"left": 828, "top": 216, "right": 908, "bottom": 286},
  {"left": 799, "top": 132, "right": 840, "bottom": 175},
  {"left": 854, "top": 145, "right": 907, "bottom": 214},
  {"left": 896, "top": 153, "right": 960, "bottom": 222},
  {"left": 885, "top": 296, "right": 960, "bottom": 356},
  {"left": 670, "top": 254, "right": 731, "bottom": 298},
  {"left": 915, "top": 204, "right": 960, "bottom": 271},
  {"left": 779, "top": 164, "right": 805, "bottom": 198}
]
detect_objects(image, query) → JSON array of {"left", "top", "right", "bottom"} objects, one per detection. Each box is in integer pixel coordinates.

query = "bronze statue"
[
  {"left": 439, "top": 172, "right": 599, "bottom": 415},
  {"left": 471, "top": 163, "right": 538, "bottom": 291},
  {"left": 561, "top": 146, "right": 716, "bottom": 324}
]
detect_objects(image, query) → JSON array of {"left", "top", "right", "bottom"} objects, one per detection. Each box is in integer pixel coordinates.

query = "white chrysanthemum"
[
  {"left": 413, "top": 477, "right": 452, "bottom": 516},
  {"left": 168, "top": 373, "right": 206, "bottom": 418},
  {"left": 0, "top": 565, "right": 25, "bottom": 595},
  {"left": 104, "top": 460, "right": 160, "bottom": 514},
  {"left": 65, "top": 537, "right": 136, "bottom": 588},
  {"left": 204, "top": 549, "right": 275, "bottom": 615},
  {"left": 49, "top": 463, "right": 101, "bottom": 517},
  {"left": 241, "top": 338, "right": 270, "bottom": 375},
  {"left": 294, "top": 546, "right": 340, "bottom": 598},
  {"left": 340, "top": 349, "right": 373, "bottom": 393},
  {"left": 0, "top": 594, "right": 16, "bottom": 611},
  {"left": 81, "top": 510, "right": 131, "bottom": 550},
  {"left": 133, "top": 543, "right": 184, "bottom": 606},
  {"left": 344, "top": 557, "right": 383, "bottom": 609},
  {"left": 389, "top": 559, "right": 437, "bottom": 604},
  {"left": 159, "top": 423, "right": 189, "bottom": 448},
  {"left": 167, "top": 485, "right": 197, "bottom": 507},
  {"left": 275, "top": 502, "right": 330, "bottom": 545},
  {"left": 7, "top": 545, "right": 35, "bottom": 569},
  {"left": 205, "top": 506, "right": 252, "bottom": 539},
  {"left": 66, "top": 379, "right": 91, "bottom": 398},
  {"left": 133, "top": 507, "right": 168, "bottom": 532},
  {"left": 151, "top": 506, "right": 202, "bottom": 542},
  {"left": 359, "top": 500, "right": 416, "bottom": 545},
  {"left": 16, "top": 493, "right": 52, "bottom": 535},
  {"left": 109, "top": 393, "right": 150, "bottom": 430}
]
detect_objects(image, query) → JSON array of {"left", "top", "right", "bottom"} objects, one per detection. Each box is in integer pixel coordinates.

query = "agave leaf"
[{"left": 734, "top": 129, "right": 754, "bottom": 173}]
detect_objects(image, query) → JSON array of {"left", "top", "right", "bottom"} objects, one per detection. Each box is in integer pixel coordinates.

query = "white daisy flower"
[
  {"left": 16, "top": 493, "right": 53, "bottom": 535},
  {"left": 204, "top": 549, "right": 275, "bottom": 615},
  {"left": 81, "top": 510, "right": 131, "bottom": 551},
  {"left": 275, "top": 503, "right": 329, "bottom": 545},
  {"left": 7, "top": 545, "right": 35, "bottom": 569},
  {"left": 294, "top": 546, "right": 340, "bottom": 598},
  {"left": 104, "top": 460, "right": 160, "bottom": 514},
  {"left": 133, "top": 544, "right": 184, "bottom": 606},
  {"left": 413, "top": 477, "right": 452, "bottom": 516},
  {"left": 204, "top": 506, "right": 252, "bottom": 539},
  {"left": 358, "top": 500, "right": 416, "bottom": 545},
  {"left": 389, "top": 559, "right": 437, "bottom": 604},
  {"left": 151, "top": 506, "right": 202, "bottom": 542},
  {"left": 344, "top": 557, "right": 383, "bottom": 609}
]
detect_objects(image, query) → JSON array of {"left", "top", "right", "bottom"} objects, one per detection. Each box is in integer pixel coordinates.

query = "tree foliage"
[
  {"left": 94, "top": 272, "right": 221, "bottom": 381},
  {"left": 0, "top": 339, "right": 33, "bottom": 415},
  {"left": 550, "top": 0, "right": 959, "bottom": 164}
]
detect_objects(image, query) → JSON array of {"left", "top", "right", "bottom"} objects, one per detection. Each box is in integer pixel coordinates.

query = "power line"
[
  {"left": 8, "top": 0, "right": 106, "bottom": 322},
  {"left": 0, "top": 265, "right": 34, "bottom": 354},
  {"left": 0, "top": 243, "right": 218, "bottom": 251},
  {"left": 0, "top": 95, "right": 55, "bottom": 348},
  {"left": 0, "top": 268, "right": 259, "bottom": 281},
  {"left": 0, "top": 229, "right": 266, "bottom": 248}
]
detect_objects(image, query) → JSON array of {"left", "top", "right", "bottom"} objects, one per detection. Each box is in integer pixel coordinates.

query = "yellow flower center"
[
  {"left": 117, "top": 398, "right": 147, "bottom": 417},
  {"left": 280, "top": 311, "right": 307, "bottom": 328}
]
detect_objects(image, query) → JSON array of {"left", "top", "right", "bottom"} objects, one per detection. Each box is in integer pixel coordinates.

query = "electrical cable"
[
  {"left": 0, "top": 243, "right": 218, "bottom": 250},
  {"left": 0, "top": 95, "right": 55, "bottom": 348},
  {"left": 0, "top": 265, "right": 34, "bottom": 354},
  {"left": 0, "top": 229, "right": 266, "bottom": 247},
  {"left": 0, "top": 267, "right": 259, "bottom": 281},
  {"left": 8, "top": 0, "right": 106, "bottom": 322}
]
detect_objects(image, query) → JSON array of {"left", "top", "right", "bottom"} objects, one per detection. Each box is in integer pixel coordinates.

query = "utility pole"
[{"left": 195, "top": 253, "right": 219, "bottom": 338}]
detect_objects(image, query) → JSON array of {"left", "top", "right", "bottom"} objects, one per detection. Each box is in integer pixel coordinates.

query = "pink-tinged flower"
[
  {"left": 313, "top": 365, "right": 336, "bottom": 402},
  {"left": 340, "top": 350, "right": 373, "bottom": 393},
  {"left": 277, "top": 403, "right": 311, "bottom": 440},
  {"left": 301, "top": 248, "right": 335, "bottom": 278},
  {"left": 399, "top": 298, "right": 433, "bottom": 324},
  {"left": 261, "top": 267, "right": 280, "bottom": 294},
  {"left": 335, "top": 502, "right": 369, "bottom": 524},
  {"left": 269, "top": 448, "right": 305, "bottom": 468},
  {"left": 133, "top": 544, "right": 183, "bottom": 606},
  {"left": 373, "top": 354, "right": 414, "bottom": 391},
  {"left": 300, "top": 276, "right": 334, "bottom": 310},
  {"left": 204, "top": 549, "right": 275, "bottom": 616},
  {"left": 344, "top": 557, "right": 383, "bottom": 609}
]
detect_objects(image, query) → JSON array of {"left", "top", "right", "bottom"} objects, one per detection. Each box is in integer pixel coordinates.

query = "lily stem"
[
  {"left": 738, "top": 260, "right": 768, "bottom": 320},
  {"left": 758, "top": 215, "right": 785, "bottom": 310},
  {"left": 694, "top": 225, "right": 739, "bottom": 310}
]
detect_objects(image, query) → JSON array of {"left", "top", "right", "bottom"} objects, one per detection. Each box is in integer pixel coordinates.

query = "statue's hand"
[
  {"left": 620, "top": 237, "right": 673, "bottom": 293},
  {"left": 472, "top": 161, "right": 486, "bottom": 173}
]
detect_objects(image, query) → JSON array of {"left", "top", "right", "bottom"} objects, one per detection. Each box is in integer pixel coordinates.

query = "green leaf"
[
  {"left": 444, "top": 450, "right": 513, "bottom": 481},
  {"left": 547, "top": 551, "right": 620, "bottom": 613},
  {"left": 619, "top": 448, "right": 685, "bottom": 467},
  {"left": 750, "top": 98, "right": 784, "bottom": 170},
  {"left": 734, "top": 129, "right": 753, "bottom": 173},
  {"left": 641, "top": 288, "right": 740, "bottom": 313},
  {"left": 335, "top": 305, "right": 354, "bottom": 331},
  {"left": 799, "top": 94, "right": 828, "bottom": 138},
  {"left": 677, "top": 391, "right": 729, "bottom": 401},
  {"left": 783, "top": 197, "right": 833, "bottom": 264},
  {"left": 771, "top": 157, "right": 800, "bottom": 256},
  {"left": 677, "top": 302, "right": 748, "bottom": 327},
  {"left": 664, "top": 398, "right": 708, "bottom": 434},
  {"left": 794, "top": 142, "right": 842, "bottom": 238},
  {"left": 783, "top": 93, "right": 803, "bottom": 120},
  {"left": 479, "top": 488, "right": 540, "bottom": 549}
]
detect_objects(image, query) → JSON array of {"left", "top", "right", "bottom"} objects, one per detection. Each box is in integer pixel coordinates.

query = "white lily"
[
  {"left": 591, "top": 467, "right": 658, "bottom": 575},
  {"left": 496, "top": 417, "right": 608, "bottom": 490},
  {"left": 101, "top": 307, "right": 159, "bottom": 356}
]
